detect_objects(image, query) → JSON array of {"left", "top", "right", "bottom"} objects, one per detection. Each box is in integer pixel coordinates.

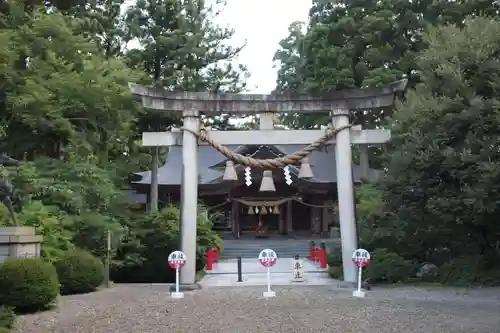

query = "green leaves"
[{"left": 382, "top": 17, "right": 500, "bottom": 262}]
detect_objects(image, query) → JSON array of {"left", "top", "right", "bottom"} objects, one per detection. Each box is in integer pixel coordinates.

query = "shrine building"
[{"left": 130, "top": 144, "right": 380, "bottom": 239}]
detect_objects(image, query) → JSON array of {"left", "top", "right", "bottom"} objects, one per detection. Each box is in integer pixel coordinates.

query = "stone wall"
[{"left": 0, "top": 227, "right": 43, "bottom": 263}]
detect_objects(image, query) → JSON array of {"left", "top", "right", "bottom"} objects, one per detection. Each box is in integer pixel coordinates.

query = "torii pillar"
[{"left": 130, "top": 80, "right": 407, "bottom": 285}]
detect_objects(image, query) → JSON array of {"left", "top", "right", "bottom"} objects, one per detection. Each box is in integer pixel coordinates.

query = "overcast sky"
[
  {"left": 124, "top": 0, "right": 311, "bottom": 93},
  {"left": 216, "top": 0, "right": 311, "bottom": 93}
]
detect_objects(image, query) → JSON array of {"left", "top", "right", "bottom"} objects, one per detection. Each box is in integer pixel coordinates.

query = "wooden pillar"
[
  {"left": 311, "top": 207, "right": 321, "bottom": 235},
  {"left": 322, "top": 200, "right": 334, "bottom": 235},
  {"left": 286, "top": 200, "right": 293, "bottom": 234},
  {"left": 278, "top": 205, "right": 285, "bottom": 234},
  {"left": 235, "top": 201, "right": 240, "bottom": 239},
  {"left": 231, "top": 201, "right": 239, "bottom": 239}
]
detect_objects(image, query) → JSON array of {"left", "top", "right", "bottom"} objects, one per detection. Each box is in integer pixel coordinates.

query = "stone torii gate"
[{"left": 129, "top": 80, "right": 407, "bottom": 285}]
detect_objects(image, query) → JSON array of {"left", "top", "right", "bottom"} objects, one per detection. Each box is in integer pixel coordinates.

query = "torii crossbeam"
[{"left": 130, "top": 80, "right": 407, "bottom": 285}]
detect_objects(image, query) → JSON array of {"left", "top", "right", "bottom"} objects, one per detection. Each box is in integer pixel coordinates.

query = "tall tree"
[
  {"left": 381, "top": 17, "right": 500, "bottom": 267},
  {"left": 68, "top": 0, "right": 126, "bottom": 58},
  {"left": 274, "top": 0, "right": 500, "bottom": 130},
  {"left": 273, "top": 21, "right": 306, "bottom": 95},
  {"left": 123, "top": 0, "right": 248, "bottom": 133},
  {"left": 0, "top": 3, "right": 140, "bottom": 162}
]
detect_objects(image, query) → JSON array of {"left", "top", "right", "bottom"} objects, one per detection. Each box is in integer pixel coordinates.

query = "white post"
[
  {"left": 180, "top": 109, "right": 199, "bottom": 285},
  {"left": 171, "top": 267, "right": 184, "bottom": 299},
  {"left": 176, "top": 268, "right": 180, "bottom": 294},
  {"left": 263, "top": 266, "right": 276, "bottom": 298},
  {"left": 357, "top": 267, "right": 362, "bottom": 292},
  {"left": 332, "top": 107, "right": 358, "bottom": 284},
  {"left": 267, "top": 267, "right": 271, "bottom": 293},
  {"left": 352, "top": 266, "right": 365, "bottom": 298}
]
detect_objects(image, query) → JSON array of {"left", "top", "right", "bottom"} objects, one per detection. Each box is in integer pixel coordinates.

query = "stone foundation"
[{"left": 0, "top": 226, "right": 43, "bottom": 263}]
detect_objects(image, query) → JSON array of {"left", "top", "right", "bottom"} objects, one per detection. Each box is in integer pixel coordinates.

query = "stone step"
[
  {"left": 223, "top": 249, "right": 312, "bottom": 259},
  {"left": 224, "top": 246, "right": 312, "bottom": 250},
  {"left": 223, "top": 246, "right": 311, "bottom": 251},
  {"left": 222, "top": 240, "right": 322, "bottom": 259},
  {"left": 224, "top": 249, "right": 311, "bottom": 254},
  {"left": 223, "top": 243, "right": 313, "bottom": 248},
  {"left": 223, "top": 247, "right": 311, "bottom": 252},
  {"left": 223, "top": 244, "right": 312, "bottom": 248}
]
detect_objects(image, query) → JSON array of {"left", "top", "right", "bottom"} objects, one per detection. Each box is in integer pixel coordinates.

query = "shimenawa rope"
[{"left": 181, "top": 115, "right": 351, "bottom": 168}]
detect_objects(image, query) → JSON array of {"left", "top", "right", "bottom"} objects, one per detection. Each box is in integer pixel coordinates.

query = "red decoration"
[
  {"left": 168, "top": 259, "right": 186, "bottom": 270},
  {"left": 352, "top": 257, "right": 370, "bottom": 268},
  {"left": 259, "top": 257, "right": 277, "bottom": 268}
]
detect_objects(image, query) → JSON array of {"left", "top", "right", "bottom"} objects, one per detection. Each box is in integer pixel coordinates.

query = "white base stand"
[
  {"left": 263, "top": 291, "right": 276, "bottom": 298},
  {"left": 292, "top": 278, "right": 305, "bottom": 283},
  {"left": 352, "top": 290, "right": 365, "bottom": 298},
  {"left": 171, "top": 292, "right": 184, "bottom": 299}
]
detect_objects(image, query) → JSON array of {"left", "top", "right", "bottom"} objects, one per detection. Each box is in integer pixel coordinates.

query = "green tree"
[
  {"left": 0, "top": 4, "right": 140, "bottom": 164},
  {"left": 273, "top": 0, "right": 500, "bottom": 170},
  {"left": 273, "top": 21, "right": 306, "bottom": 95},
  {"left": 65, "top": 0, "right": 126, "bottom": 58},
  {"left": 123, "top": 0, "right": 248, "bottom": 133},
  {"left": 382, "top": 17, "right": 500, "bottom": 268},
  {"left": 0, "top": 0, "right": 246, "bottom": 284}
]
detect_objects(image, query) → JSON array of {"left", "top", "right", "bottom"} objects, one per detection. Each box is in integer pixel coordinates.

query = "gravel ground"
[{"left": 16, "top": 284, "right": 500, "bottom": 333}]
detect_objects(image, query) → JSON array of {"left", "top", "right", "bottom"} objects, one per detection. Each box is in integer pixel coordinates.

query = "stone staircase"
[{"left": 222, "top": 239, "right": 313, "bottom": 259}]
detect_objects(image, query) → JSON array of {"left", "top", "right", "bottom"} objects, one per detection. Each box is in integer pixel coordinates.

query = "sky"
[
  {"left": 215, "top": 0, "right": 312, "bottom": 93},
  {"left": 124, "top": 0, "right": 312, "bottom": 93}
]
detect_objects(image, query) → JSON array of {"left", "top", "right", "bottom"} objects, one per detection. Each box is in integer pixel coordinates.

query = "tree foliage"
[
  {"left": 0, "top": 0, "right": 241, "bottom": 283},
  {"left": 381, "top": 17, "right": 500, "bottom": 265},
  {"left": 274, "top": 0, "right": 500, "bottom": 129},
  {"left": 349, "top": 17, "right": 500, "bottom": 285},
  {"left": 275, "top": 1, "right": 500, "bottom": 285},
  {"left": 123, "top": 0, "right": 248, "bottom": 132}
]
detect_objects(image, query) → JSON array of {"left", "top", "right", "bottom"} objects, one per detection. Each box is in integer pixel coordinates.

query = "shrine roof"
[{"left": 132, "top": 144, "right": 374, "bottom": 186}]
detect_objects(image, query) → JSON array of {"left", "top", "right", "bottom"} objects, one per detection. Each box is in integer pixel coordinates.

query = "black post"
[{"left": 237, "top": 256, "right": 243, "bottom": 282}]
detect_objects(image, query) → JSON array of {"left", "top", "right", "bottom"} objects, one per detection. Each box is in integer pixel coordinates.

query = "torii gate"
[{"left": 129, "top": 80, "right": 407, "bottom": 285}]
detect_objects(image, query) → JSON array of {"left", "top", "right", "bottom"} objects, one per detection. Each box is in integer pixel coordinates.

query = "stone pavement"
[{"left": 201, "top": 257, "right": 338, "bottom": 287}]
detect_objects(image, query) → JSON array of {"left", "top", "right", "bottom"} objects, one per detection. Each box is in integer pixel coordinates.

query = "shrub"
[
  {"left": 0, "top": 257, "right": 59, "bottom": 313},
  {"left": 197, "top": 207, "right": 224, "bottom": 254},
  {"left": 112, "top": 204, "right": 224, "bottom": 283},
  {"left": 327, "top": 266, "right": 343, "bottom": 279},
  {"left": 0, "top": 306, "right": 15, "bottom": 330},
  {"left": 364, "top": 248, "right": 415, "bottom": 284},
  {"left": 436, "top": 255, "right": 500, "bottom": 286},
  {"left": 55, "top": 249, "right": 104, "bottom": 295},
  {"left": 0, "top": 328, "right": 11, "bottom": 333},
  {"left": 327, "top": 246, "right": 342, "bottom": 267},
  {"left": 196, "top": 248, "right": 206, "bottom": 271}
]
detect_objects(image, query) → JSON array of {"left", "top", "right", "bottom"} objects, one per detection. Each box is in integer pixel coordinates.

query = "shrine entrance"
[{"left": 130, "top": 80, "right": 407, "bottom": 284}]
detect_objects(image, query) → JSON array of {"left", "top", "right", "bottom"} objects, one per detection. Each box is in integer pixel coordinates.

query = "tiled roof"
[{"left": 133, "top": 145, "right": 370, "bottom": 185}]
